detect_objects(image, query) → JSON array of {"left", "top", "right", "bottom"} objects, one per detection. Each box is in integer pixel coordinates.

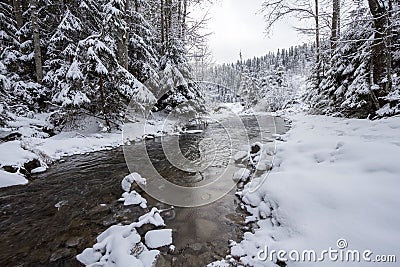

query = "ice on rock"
[
  {"left": 77, "top": 223, "right": 151, "bottom": 266},
  {"left": 121, "top": 172, "right": 146, "bottom": 192},
  {"left": 76, "top": 248, "right": 102, "bottom": 265},
  {"left": 121, "top": 191, "right": 147, "bottom": 208},
  {"left": 144, "top": 229, "right": 172, "bottom": 249},
  {"left": 31, "top": 166, "right": 47, "bottom": 174},
  {"left": 135, "top": 207, "right": 165, "bottom": 228},
  {"left": 137, "top": 250, "right": 160, "bottom": 267},
  {"left": 0, "top": 170, "right": 28, "bottom": 188},
  {"left": 120, "top": 173, "right": 148, "bottom": 208},
  {"left": 232, "top": 168, "right": 251, "bottom": 182}
]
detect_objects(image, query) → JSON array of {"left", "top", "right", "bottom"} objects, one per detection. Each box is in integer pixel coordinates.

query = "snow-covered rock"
[
  {"left": 77, "top": 207, "right": 168, "bottom": 267},
  {"left": 144, "top": 229, "right": 173, "bottom": 249},
  {"left": 0, "top": 140, "right": 38, "bottom": 168},
  {"left": 0, "top": 170, "right": 28, "bottom": 188},
  {"left": 121, "top": 173, "right": 146, "bottom": 192},
  {"left": 119, "top": 191, "right": 147, "bottom": 208},
  {"left": 232, "top": 168, "right": 251, "bottom": 182}
]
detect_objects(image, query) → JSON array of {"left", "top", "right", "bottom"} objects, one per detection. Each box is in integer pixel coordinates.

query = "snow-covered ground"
[{"left": 211, "top": 114, "right": 400, "bottom": 266}]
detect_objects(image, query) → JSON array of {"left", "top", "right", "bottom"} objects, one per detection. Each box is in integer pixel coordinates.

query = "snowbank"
[
  {"left": 0, "top": 140, "right": 38, "bottom": 187},
  {"left": 0, "top": 170, "right": 28, "bottom": 188},
  {"left": 212, "top": 114, "right": 400, "bottom": 266},
  {"left": 0, "top": 112, "right": 182, "bottom": 188},
  {"left": 0, "top": 140, "right": 38, "bottom": 167},
  {"left": 24, "top": 132, "right": 122, "bottom": 162}
]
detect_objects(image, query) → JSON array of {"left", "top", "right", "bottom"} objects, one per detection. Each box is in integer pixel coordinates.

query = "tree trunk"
[
  {"left": 99, "top": 76, "right": 111, "bottom": 131},
  {"left": 181, "top": 0, "right": 187, "bottom": 39},
  {"left": 160, "top": 0, "right": 165, "bottom": 53},
  {"left": 385, "top": 0, "right": 393, "bottom": 93},
  {"left": 165, "top": 0, "right": 172, "bottom": 51},
  {"left": 123, "top": 0, "right": 130, "bottom": 69},
  {"left": 330, "top": 0, "right": 340, "bottom": 55},
  {"left": 177, "top": 0, "right": 182, "bottom": 38},
  {"left": 30, "top": 0, "right": 43, "bottom": 84},
  {"left": 368, "top": 0, "right": 389, "bottom": 93},
  {"left": 12, "top": 0, "right": 23, "bottom": 31},
  {"left": 315, "top": 0, "right": 320, "bottom": 84}
]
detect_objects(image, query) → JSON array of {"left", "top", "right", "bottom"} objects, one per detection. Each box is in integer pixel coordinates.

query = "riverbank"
[
  {"left": 0, "top": 112, "right": 182, "bottom": 188},
  {"left": 210, "top": 113, "right": 400, "bottom": 266}
]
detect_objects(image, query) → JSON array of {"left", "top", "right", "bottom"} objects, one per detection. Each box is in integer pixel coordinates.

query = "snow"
[
  {"left": 232, "top": 168, "right": 251, "bottom": 182},
  {"left": 144, "top": 229, "right": 173, "bottom": 249},
  {"left": 77, "top": 173, "right": 172, "bottom": 266},
  {"left": 121, "top": 173, "right": 146, "bottom": 192},
  {"left": 0, "top": 170, "right": 28, "bottom": 188},
  {"left": 0, "top": 140, "right": 38, "bottom": 168},
  {"left": 214, "top": 114, "right": 400, "bottom": 266},
  {"left": 120, "top": 173, "right": 147, "bottom": 208},
  {"left": 182, "top": 129, "right": 203, "bottom": 134},
  {"left": 24, "top": 132, "right": 122, "bottom": 162},
  {"left": 31, "top": 166, "right": 47, "bottom": 174},
  {"left": 77, "top": 207, "right": 167, "bottom": 267},
  {"left": 0, "top": 110, "right": 184, "bottom": 192},
  {"left": 0, "top": 140, "right": 39, "bottom": 188},
  {"left": 135, "top": 207, "right": 165, "bottom": 228},
  {"left": 119, "top": 191, "right": 147, "bottom": 208}
]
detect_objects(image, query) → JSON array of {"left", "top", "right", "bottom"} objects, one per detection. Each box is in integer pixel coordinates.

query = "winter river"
[{"left": 0, "top": 114, "right": 286, "bottom": 266}]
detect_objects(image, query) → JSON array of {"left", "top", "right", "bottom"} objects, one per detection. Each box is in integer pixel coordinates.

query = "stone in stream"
[
  {"left": 65, "top": 236, "right": 82, "bottom": 247},
  {"left": 233, "top": 151, "right": 248, "bottom": 162}
]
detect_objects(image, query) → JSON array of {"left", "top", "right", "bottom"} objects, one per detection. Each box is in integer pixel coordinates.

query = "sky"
[{"left": 193, "top": 0, "right": 308, "bottom": 64}]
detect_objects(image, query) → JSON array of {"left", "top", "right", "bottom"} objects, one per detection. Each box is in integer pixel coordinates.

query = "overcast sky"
[{"left": 195, "top": 0, "right": 308, "bottom": 64}]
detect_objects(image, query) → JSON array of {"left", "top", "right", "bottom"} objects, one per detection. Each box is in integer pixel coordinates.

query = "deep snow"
[{"left": 211, "top": 114, "right": 400, "bottom": 266}]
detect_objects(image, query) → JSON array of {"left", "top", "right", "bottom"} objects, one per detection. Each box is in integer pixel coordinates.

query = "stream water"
[{"left": 0, "top": 115, "right": 285, "bottom": 267}]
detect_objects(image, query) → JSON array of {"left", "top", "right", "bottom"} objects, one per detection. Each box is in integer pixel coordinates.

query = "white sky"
[{"left": 193, "top": 0, "right": 308, "bottom": 64}]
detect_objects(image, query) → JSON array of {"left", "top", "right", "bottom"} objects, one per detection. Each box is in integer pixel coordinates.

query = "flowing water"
[{"left": 0, "top": 115, "right": 286, "bottom": 267}]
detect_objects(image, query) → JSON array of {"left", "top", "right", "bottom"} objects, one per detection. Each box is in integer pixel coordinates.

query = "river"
[{"left": 0, "top": 114, "right": 286, "bottom": 266}]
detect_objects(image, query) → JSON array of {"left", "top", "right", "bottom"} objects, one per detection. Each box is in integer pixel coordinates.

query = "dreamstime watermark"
[{"left": 257, "top": 239, "right": 397, "bottom": 263}]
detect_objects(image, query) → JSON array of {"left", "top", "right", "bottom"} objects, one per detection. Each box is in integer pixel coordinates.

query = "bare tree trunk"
[
  {"left": 177, "top": 0, "right": 182, "bottom": 38},
  {"left": 99, "top": 76, "right": 111, "bottom": 131},
  {"left": 330, "top": 0, "right": 340, "bottom": 55},
  {"left": 123, "top": 0, "right": 130, "bottom": 69},
  {"left": 385, "top": 0, "right": 393, "bottom": 93},
  {"left": 369, "top": 61, "right": 381, "bottom": 110},
  {"left": 30, "top": 0, "right": 43, "bottom": 84},
  {"left": 166, "top": 0, "right": 172, "bottom": 51},
  {"left": 12, "top": 0, "right": 23, "bottom": 31},
  {"left": 368, "top": 0, "right": 389, "bottom": 94},
  {"left": 160, "top": 0, "right": 165, "bottom": 53},
  {"left": 181, "top": 0, "right": 187, "bottom": 39},
  {"left": 117, "top": 37, "right": 125, "bottom": 67},
  {"left": 315, "top": 0, "right": 320, "bottom": 84}
]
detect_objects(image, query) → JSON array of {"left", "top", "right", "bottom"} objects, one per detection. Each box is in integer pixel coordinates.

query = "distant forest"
[{"left": 1, "top": 0, "right": 400, "bottom": 132}]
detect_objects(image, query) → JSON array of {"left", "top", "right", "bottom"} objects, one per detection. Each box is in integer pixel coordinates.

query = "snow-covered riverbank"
[
  {"left": 0, "top": 113, "right": 181, "bottom": 188},
  {"left": 211, "top": 114, "right": 400, "bottom": 266}
]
